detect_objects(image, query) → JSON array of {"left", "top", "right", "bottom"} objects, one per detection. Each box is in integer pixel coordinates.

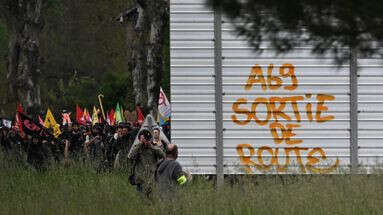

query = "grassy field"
[{"left": 1, "top": 162, "right": 383, "bottom": 215}]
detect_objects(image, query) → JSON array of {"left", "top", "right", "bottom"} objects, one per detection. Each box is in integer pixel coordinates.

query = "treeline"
[{"left": 0, "top": 0, "right": 170, "bottom": 118}]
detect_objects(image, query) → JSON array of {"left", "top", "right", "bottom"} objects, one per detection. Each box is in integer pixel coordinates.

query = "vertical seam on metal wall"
[
  {"left": 350, "top": 47, "right": 359, "bottom": 173},
  {"left": 214, "top": 9, "right": 224, "bottom": 186}
]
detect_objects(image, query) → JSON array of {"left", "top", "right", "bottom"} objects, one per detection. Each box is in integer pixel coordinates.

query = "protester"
[
  {"left": 0, "top": 110, "right": 183, "bottom": 199},
  {"left": 0, "top": 127, "right": 11, "bottom": 154},
  {"left": 1, "top": 127, "right": 26, "bottom": 165},
  {"left": 162, "top": 123, "right": 171, "bottom": 141},
  {"left": 48, "top": 137, "right": 62, "bottom": 164},
  {"left": 85, "top": 124, "right": 106, "bottom": 171},
  {"left": 27, "top": 135, "right": 52, "bottom": 171},
  {"left": 109, "top": 123, "right": 131, "bottom": 169},
  {"left": 107, "top": 124, "right": 122, "bottom": 168},
  {"left": 64, "top": 122, "right": 84, "bottom": 163},
  {"left": 155, "top": 144, "right": 188, "bottom": 197},
  {"left": 152, "top": 126, "right": 168, "bottom": 153},
  {"left": 128, "top": 129, "right": 165, "bottom": 198}
]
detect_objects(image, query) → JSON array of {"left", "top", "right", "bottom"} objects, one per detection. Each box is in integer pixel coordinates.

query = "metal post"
[
  {"left": 214, "top": 9, "right": 224, "bottom": 187},
  {"left": 350, "top": 46, "right": 359, "bottom": 174}
]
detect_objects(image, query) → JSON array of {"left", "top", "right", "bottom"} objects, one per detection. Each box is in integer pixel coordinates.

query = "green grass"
[{"left": 1, "top": 162, "right": 383, "bottom": 215}]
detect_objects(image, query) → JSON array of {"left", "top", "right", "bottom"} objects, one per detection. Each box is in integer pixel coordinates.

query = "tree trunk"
[
  {"left": 131, "top": 3, "right": 149, "bottom": 114},
  {"left": 146, "top": 0, "right": 168, "bottom": 118},
  {"left": 6, "top": 0, "right": 43, "bottom": 114},
  {"left": 127, "top": 0, "right": 168, "bottom": 117}
]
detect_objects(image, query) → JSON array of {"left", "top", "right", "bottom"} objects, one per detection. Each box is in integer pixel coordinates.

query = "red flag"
[
  {"left": 16, "top": 103, "right": 24, "bottom": 135},
  {"left": 108, "top": 109, "right": 116, "bottom": 125},
  {"left": 15, "top": 112, "right": 23, "bottom": 135},
  {"left": 76, "top": 105, "right": 84, "bottom": 125},
  {"left": 17, "top": 103, "right": 23, "bottom": 114},
  {"left": 136, "top": 106, "right": 145, "bottom": 124}
]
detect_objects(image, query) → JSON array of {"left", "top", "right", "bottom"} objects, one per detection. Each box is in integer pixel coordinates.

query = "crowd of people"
[{"left": 0, "top": 119, "right": 189, "bottom": 199}]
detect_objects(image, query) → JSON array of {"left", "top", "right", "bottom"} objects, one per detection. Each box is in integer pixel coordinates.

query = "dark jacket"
[
  {"left": 27, "top": 142, "right": 51, "bottom": 170},
  {"left": 69, "top": 131, "right": 84, "bottom": 154},
  {"left": 155, "top": 159, "right": 185, "bottom": 194},
  {"left": 109, "top": 134, "right": 133, "bottom": 168}
]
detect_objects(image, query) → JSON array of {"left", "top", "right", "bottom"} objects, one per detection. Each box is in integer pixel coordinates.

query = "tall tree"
[
  {"left": 118, "top": 0, "right": 169, "bottom": 117},
  {"left": 206, "top": 0, "right": 383, "bottom": 62},
  {"left": 1, "top": 0, "right": 45, "bottom": 113}
]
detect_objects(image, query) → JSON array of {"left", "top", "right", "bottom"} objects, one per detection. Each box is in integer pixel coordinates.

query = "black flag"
[{"left": 17, "top": 111, "right": 53, "bottom": 139}]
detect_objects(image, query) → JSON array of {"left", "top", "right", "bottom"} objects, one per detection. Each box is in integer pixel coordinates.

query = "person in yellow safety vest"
[{"left": 155, "top": 144, "right": 189, "bottom": 197}]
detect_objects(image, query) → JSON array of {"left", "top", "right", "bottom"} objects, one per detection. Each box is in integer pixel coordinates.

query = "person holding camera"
[{"left": 128, "top": 129, "right": 165, "bottom": 198}]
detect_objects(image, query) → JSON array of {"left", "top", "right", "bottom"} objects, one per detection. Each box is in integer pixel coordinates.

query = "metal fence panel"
[
  {"left": 171, "top": 0, "right": 216, "bottom": 174},
  {"left": 358, "top": 57, "right": 383, "bottom": 172},
  {"left": 171, "top": 1, "right": 383, "bottom": 174}
]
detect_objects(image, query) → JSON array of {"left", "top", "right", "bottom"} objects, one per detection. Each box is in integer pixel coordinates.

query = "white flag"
[
  {"left": 2, "top": 119, "right": 12, "bottom": 128},
  {"left": 158, "top": 87, "right": 171, "bottom": 119}
]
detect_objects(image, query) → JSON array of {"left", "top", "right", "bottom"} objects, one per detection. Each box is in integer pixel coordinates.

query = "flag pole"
[{"left": 98, "top": 94, "right": 106, "bottom": 120}]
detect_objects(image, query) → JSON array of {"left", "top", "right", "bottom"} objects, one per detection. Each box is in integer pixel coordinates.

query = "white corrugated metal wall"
[
  {"left": 358, "top": 57, "right": 383, "bottom": 171},
  {"left": 171, "top": 0, "right": 217, "bottom": 174},
  {"left": 171, "top": 0, "right": 383, "bottom": 174}
]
